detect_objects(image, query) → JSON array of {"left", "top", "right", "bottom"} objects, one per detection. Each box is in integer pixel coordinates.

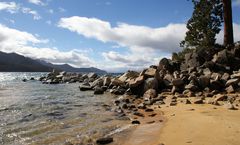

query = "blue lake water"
[{"left": 0, "top": 72, "right": 126, "bottom": 145}]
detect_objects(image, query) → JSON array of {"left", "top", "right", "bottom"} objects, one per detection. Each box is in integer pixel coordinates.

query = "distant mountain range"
[{"left": 0, "top": 51, "right": 107, "bottom": 73}]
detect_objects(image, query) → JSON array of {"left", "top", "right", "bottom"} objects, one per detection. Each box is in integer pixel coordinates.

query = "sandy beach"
[{"left": 116, "top": 100, "right": 240, "bottom": 145}]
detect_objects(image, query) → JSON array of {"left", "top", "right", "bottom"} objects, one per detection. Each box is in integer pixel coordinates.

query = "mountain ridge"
[{"left": 0, "top": 51, "right": 107, "bottom": 73}]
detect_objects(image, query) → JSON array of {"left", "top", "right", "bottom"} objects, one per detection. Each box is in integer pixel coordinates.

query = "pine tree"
[{"left": 181, "top": 0, "right": 223, "bottom": 49}]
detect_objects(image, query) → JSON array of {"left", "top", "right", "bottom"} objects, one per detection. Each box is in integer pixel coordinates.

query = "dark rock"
[
  {"left": 133, "top": 111, "right": 144, "bottom": 117},
  {"left": 214, "top": 94, "right": 227, "bottom": 102},
  {"left": 22, "top": 79, "right": 27, "bottom": 82},
  {"left": 193, "top": 98, "right": 204, "bottom": 104},
  {"left": 103, "top": 77, "right": 111, "bottom": 86},
  {"left": 145, "top": 108, "right": 154, "bottom": 112},
  {"left": 158, "top": 58, "right": 174, "bottom": 73},
  {"left": 144, "top": 78, "right": 158, "bottom": 93},
  {"left": 96, "top": 137, "right": 113, "bottom": 144},
  {"left": 94, "top": 87, "right": 104, "bottom": 95},
  {"left": 79, "top": 85, "right": 92, "bottom": 91},
  {"left": 198, "top": 76, "right": 210, "bottom": 89},
  {"left": 131, "top": 120, "right": 141, "bottom": 124},
  {"left": 185, "top": 83, "right": 198, "bottom": 92},
  {"left": 121, "top": 103, "right": 128, "bottom": 109},
  {"left": 172, "top": 78, "right": 184, "bottom": 86},
  {"left": 91, "top": 78, "right": 104, "bottom": 88}
]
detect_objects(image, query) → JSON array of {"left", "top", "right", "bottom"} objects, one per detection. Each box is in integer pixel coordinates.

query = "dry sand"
[{"left": 118, "top": 103, "right": 240, "bottom": 145}]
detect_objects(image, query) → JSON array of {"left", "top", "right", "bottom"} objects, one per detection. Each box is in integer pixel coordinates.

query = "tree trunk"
[{"left": 223, "top": 0, "right": 234, "bottom": 46}]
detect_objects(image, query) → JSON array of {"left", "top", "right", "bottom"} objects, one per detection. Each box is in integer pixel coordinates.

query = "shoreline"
[{"left": 113, "top": 99, "right": 240, "bottom": 145}]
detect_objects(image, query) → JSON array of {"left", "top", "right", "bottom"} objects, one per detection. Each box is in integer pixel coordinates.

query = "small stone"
[
  {"left": 133, "top": 111, "right": 144, "bottom": 117},
  {"left": 131, "top": 120, "right": 141, "bottom": 124},
  {"left": 148, "top": 113, "right": 157, "bottom": 117},
  {"left": 145, "top": 108, "right": 154, "bottom": 112},
  {"left": 146, "top": 121, "right": 155, "bottom": 124},
  {"left": 224, "top": 103, "right": 237, "bottom": 110},
  {"left": 96, "top": 137, "right": 113, "bottom": 144},
  {"left": 170, "top": 102, "right": 177, "bottom": 106},
  {"left": 225, "top": 85, "right": 235, "bottom": 93},
  {"left": 193, "top": 98, "right": 204, "bottom": 104}
]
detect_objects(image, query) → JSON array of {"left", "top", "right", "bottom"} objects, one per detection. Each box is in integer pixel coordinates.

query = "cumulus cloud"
[
  {"left": 28, "top": 0, "right": 45, "bottom": 6},
  {"left": 0, "top": 1, "right": 41, "bottom": 20},
  {"left": 0, "top": 24, "right": 93, "bottom": 67},
  {"left": 57, "top": 16, "right": 186, "bottom": 71},
  {"left": 22, "top": 7, "right": 41, "bottom": 20},
  {"left": 216, "top": 23, "right": 240, "bottom": 44},
  {"left": 0, "top": 2, "right": 19, "bottom": 13},
  {"left": 58, "top": 16, "right": 187, "bottom": 53}
]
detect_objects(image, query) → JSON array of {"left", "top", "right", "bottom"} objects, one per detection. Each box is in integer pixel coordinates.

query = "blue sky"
[{"left": 0, "top": 0, "right": 240, "bottom": 72}]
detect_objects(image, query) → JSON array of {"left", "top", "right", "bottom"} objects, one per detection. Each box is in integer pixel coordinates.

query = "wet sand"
[{"left": 116, "top": 103, "right": 240, "bottom": 145}]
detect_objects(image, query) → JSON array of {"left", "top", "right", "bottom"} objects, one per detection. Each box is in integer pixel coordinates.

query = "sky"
[{"left": 0, "top": 0, "right": 240, "bottom": 72}]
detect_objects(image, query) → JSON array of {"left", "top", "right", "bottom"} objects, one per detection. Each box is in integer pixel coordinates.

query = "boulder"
[
  {"left": 91, "top": 78, "right": 104, "bottom": 88},
  {"left": 210, "top": 79, "right": 224, "bottom": 91},
  {"left": 193, "top": 98, "right": 204, "bottom": 104},
  {"left": 144, "top": 78, "right": 158, "bottom": 93},
  {"left": 129, "top": 76, "right": 144, "bottom": 88},
  {"left": 103, "top": 77, "right": 111, "bottom": 86},
  {"left": 225, "top": 78, "right": 239, "bottom": 87},
  {"left": 172, "top": 78, "right": 184, "bottom": 86},
  {"left": 221, "top": 73, "right": 230, "bottom": 82},
  {"left": 79, "top": 85, "right": 92, "bottom": 91},
  {"left": 212, "top": 49, "right": 228, "bottom": 64},
  {"left": 225, "top": 85, "right": 235, "bottom": 93},
  {"left": 88, "top": 73, "right": 98, "bottom": 79},
  {"left": 144, "top": 68, "right": 157, "bottom": 78},
  {"left": 110, "top": 78, "right": 125, "bottom": 87},
  {"left": 118, "top": 71, "right": 139, "bottom": 82},
  {"left": 224, "top": 102, "right": 237, "bottom": 110},
  {"left": 143, "top": 89, "right": 157, "bottom": 101},
  {"left": 185, "top": 83, "right": 198, "bottom": 92},
  {"left": 158, "top": 58, "right": 174, "bottom": 73},
  {"left": 214, "top": 94, "right": 227, "bottom": 102},
  {"left": 198, "top": 76, "right": 210, "bottom": 89},
  {"left": 94, "top": 87, "right": 104, "bottom": 95}
]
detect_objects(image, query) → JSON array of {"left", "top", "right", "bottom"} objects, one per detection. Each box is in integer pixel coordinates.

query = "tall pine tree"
[{"left": 181, "top": 0, "right": 223, "bottom": 49}]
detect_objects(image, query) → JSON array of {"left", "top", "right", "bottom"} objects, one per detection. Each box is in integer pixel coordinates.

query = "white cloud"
[
  {"left": 0, "top": 2, "right": 19, "bottom": 13},
  {"left": 57, "top": 16, "right": 186, "bottom": 71},
  {"left": 57, "top": 16, "right": 240, "bottom": 72},
  {"left": 22, "top": 7, "right": 41, "bottom": 20},
  {"left": 28, "top": 0, "right": 45, "bottom": 6},
  {"left": 0, "top": 1, "right": 41, "bottom": 20},
  {"left": 58, "top": 16, "right": 187, "bottom": 53},
  {"left": 216, "top": 23, "right": 240, "bottom": 44},
  {"left": 0, "top": 24, "right": 94, "bottom": 67}
]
